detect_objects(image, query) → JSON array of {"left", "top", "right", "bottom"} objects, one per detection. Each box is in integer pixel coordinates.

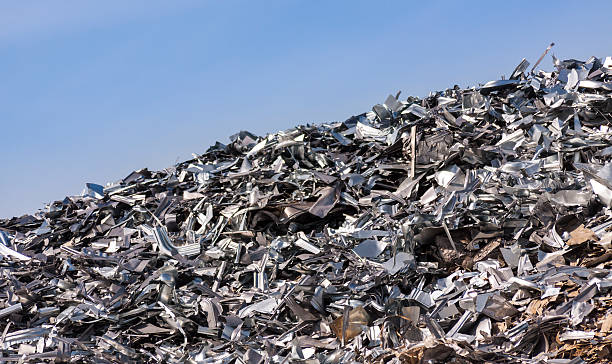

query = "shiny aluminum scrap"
[{"left": 2, "top": 52, "right": 612, "bottom": 363}]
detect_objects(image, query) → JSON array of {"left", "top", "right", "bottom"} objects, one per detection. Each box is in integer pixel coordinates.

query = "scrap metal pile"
[{"left": 2, "top": 51, "right": 612, "bottom": 363}]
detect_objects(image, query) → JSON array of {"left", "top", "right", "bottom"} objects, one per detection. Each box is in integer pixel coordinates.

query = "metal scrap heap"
[{"left": 2, "top": 52, "right": 612, "bottom": 363}]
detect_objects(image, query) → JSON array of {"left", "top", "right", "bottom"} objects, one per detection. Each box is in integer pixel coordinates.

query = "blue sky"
[{"left": 1, "top": 0, "right": 611, "bottom": 218}]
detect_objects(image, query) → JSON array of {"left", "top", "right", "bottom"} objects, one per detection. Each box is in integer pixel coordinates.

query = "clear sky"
[{"left": 1, "top": 0, "right": 611, "bottom": 218}]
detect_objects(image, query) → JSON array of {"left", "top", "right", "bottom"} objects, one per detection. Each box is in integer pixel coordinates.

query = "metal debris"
[{"left": 2, "top": 50, "right": 612, "bottom": 363}]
